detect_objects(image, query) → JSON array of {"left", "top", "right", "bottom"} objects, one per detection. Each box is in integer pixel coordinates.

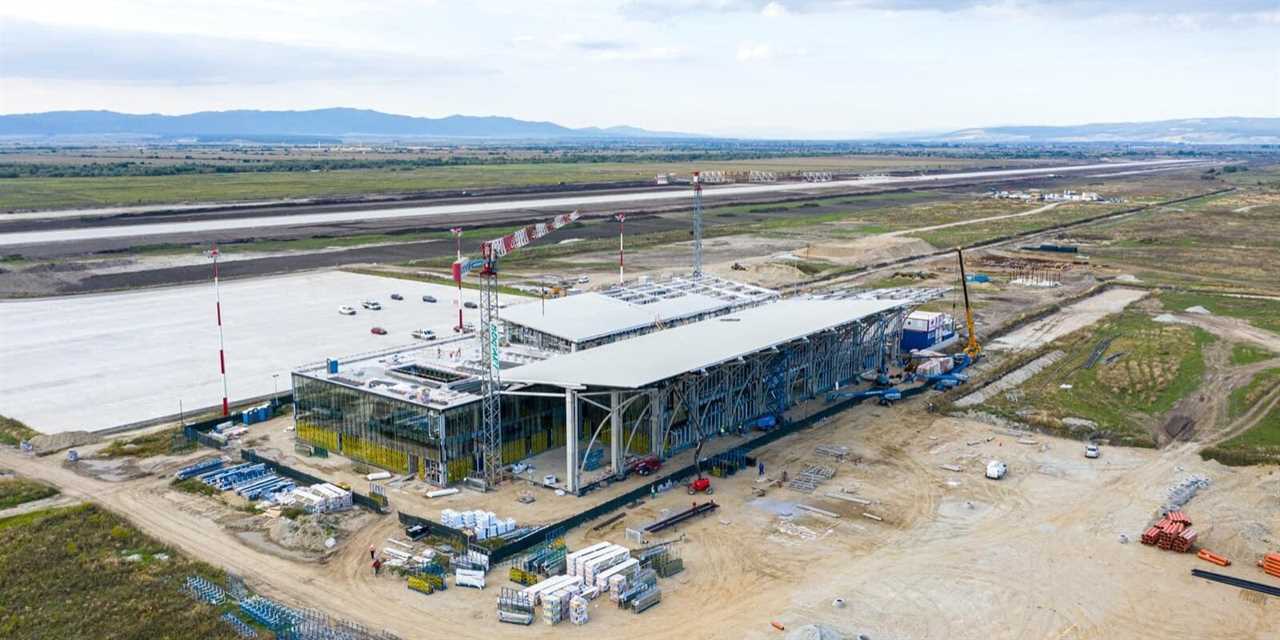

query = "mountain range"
[
  {"left": 0, "top": 109, "right": 1276, "bottom": 144},
  {"left": 0, "top": 108, "right": 700, "bottom": 141},
  {"left": 912, "top": 117, "right": 1280, "bottom": 145}
]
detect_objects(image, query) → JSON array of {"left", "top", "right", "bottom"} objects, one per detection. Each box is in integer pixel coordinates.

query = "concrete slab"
[{"left": 0, "top": 270, "right": 515, "bottom": 434}]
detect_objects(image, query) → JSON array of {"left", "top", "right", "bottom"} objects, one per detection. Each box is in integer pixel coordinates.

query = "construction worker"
[
  {"left": 758, "top": 461, "right": 765, "bottom": 477},
  {"left": 369, "top": 545, "right": 376, "bottom": 561},
  {"left": 373, "top": 558, "right": 382, "bottom": 576}
]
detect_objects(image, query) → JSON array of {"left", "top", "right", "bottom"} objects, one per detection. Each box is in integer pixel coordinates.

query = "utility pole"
[
  {"left": 210, "top": 243, "right": 229, "bottom": 416},
  {"left": 615, "top": 212, "right": 626, "bottom": 285},
  {"left": 692, "top": 171, "right": 704, "bottom": 276},
  {"left": 452, "top": 227, "right": 464, "bottom": 332}
]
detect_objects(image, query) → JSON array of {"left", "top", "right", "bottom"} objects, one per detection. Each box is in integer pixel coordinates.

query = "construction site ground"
[{"left": 3, "top": 393, "right": 1276, "bottom": 639}]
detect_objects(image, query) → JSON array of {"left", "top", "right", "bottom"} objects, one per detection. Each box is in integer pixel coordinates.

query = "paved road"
[{"left": 0, "top": 160, "right": 1199, "bottom": 247}]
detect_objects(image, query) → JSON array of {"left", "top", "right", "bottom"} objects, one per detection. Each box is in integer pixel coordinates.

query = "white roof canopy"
[{"left": 505, "top": 297, "right": 905, "bottom": 389}]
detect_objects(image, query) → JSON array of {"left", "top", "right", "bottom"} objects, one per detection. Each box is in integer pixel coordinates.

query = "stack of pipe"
[{"left": 1262, "top": 553, "right": 1280, "bottom": 579}]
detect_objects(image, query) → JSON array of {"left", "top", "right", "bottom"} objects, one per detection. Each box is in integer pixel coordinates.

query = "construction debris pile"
[{"left": 1141, "top": 512, "right": 1196, "bottom": 552}]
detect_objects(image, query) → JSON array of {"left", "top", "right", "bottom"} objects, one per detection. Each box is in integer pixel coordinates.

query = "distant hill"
[
  {"left": 922, "top": 117, "right": 1280, "bottom": 145},
  {"left": 0, "top": 108, "right": 704, "bottom": 140}
]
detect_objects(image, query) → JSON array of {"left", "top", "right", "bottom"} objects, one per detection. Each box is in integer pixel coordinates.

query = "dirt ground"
[{"left": 3, "top": 394, "right": 1276, "bottom": 640}]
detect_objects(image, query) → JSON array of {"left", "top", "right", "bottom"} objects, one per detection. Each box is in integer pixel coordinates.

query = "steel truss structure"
[{"left": 553, "top": 304, "right": 910, "bottom": 492}]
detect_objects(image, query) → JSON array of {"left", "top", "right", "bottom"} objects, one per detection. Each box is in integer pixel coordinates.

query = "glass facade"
[{"left": 293, "top": 373, "right": 566, "bottom": 485}]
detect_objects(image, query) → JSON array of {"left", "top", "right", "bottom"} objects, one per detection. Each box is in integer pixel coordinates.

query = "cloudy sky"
[{"left": 1, "top": 1, "right": 1277, "bottom": 137}]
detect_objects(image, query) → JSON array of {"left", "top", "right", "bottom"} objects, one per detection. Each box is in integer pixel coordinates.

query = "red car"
[
  {"left": 628, "top": 456, "right": 662, "bottom": 476},
  {"left": 370, "top": 327, "right": 388, "bottom": 335}
]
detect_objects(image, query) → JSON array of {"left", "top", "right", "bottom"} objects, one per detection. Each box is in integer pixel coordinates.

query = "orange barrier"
[
  {"left": 771, "top": 622, "right": 786, "bottom": 631},
  {"left": 1197, "top": 549, "right": 1230, "bottom": 567}
]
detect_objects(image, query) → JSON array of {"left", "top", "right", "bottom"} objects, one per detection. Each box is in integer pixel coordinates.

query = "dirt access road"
[{"left": 3, "top": 399, "right": 1276, "bottom": 639}]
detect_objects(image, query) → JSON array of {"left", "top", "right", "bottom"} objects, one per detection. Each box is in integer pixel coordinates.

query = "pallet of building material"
[
  {"left": 939, "top": 464, "right": 963, "bottom": 472},
  {"left": 595, "top": 557, "right": 640, "bottom": 590},
  {"left": 1190, "top": 569, "right": 1280, "bottom": 598},
  {"left": 1261, "top": 553, "right": 1280, "bottom": 578},
  {"left": 565, "top": 542, "right": 614, "bottom": 576},
  {"left": 407, "top": 576, "right": 434, "bottom": 595},
  {"left": 631, "top": 586, "right": 662, "bottom": 613},
  {"left": 592, "top": 512, "right": 626, "bottom": 531},
  {"left": 861, "top": 512, "right": 883, "bottom": 522},
  {"left": 509, "top": 567, "right": 539, "bottom": 586},
  {"left": 569, "top": 595, "right": 590, "bottom": 625},
  {"left": 656, "top": 557, "right": 684, "bottom": 578},
  {"left": 815, "top": 445, "right": 850, "bottom": 461}
]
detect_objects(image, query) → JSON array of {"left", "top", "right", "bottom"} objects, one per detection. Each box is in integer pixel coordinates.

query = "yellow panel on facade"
[{"left": 296, "top": 421, "right": 340, "bottom": 451}]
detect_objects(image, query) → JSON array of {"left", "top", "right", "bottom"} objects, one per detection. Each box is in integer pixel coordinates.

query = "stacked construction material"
[
  {"left": 521, "top": 575, "right": 584, "bottom": 606},
  {"left": 569, "top": 595, "right": 589, "bottom": 625},
  {"left": 176, "top": 457, "right": 225, "bottom": 480},
  {"left": 441, "top": 509, "right": 517, "bottom": 540},
  {"left": 1262, "top": 553, "right": 1280, "bottom": 579},
  {"left": 276, "top": 483, "right": 353, "bottom": 513},
  {"left": 1140, "top": 512, "right": 1196, "bottom": 552},
  {"left": 582, "top": 545, "right": 631, "bottom": 585},
  {"left": 595, "top": 557, "right": 640, "bottom": 591}
]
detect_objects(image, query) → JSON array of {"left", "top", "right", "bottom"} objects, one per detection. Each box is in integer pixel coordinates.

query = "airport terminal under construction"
[{"left": 292, "top": 273, "right": 934, "bottom": 491}]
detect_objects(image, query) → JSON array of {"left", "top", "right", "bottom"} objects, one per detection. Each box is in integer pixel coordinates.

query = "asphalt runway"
[
  {"left": 0, "top": 271, "right": 508, "bottom": 434},
  {"left": 0, "top": 159, "right": 1198, "bottom": 247}
]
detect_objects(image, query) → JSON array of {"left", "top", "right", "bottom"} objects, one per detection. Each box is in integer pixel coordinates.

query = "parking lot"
[{"left": 0, "top": 270, "right": 498, "bottom": 433}]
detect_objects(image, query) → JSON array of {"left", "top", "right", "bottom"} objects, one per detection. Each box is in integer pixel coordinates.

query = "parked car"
[
  {"left": 338, "top": 305, "right": 356, "bottom": 316},
  {"left": 411, "top": 329, "right": 437, "bottom": 340},
  {"left": 1084, "top": 443, "right": 1100, "bottom": 459},
  {"left": 576, "top": 275, "right": 590, "bottom": 284},
  {"left": 628, "top": 456, "right": 662, "bottom": 476},
  {"left": 464, "top": 301, "right": 478, "bottom": 309},
  {"left": 370, "top": 326, "right": 388, "bottom": 335},
  {"left": 362, "top": 300, "right": 382, "bottom": 310},
  {"left": 985, "top": 460, "right": 1008, "bottom": 480},
  {"left": 422, "top": 295, "right": 438, "bottom": 303},
  {"left": 390, "top": 293, "right": 404, "bottom": 301}
]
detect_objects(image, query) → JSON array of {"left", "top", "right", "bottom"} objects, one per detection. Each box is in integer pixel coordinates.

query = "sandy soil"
[
  {"left": 988, "top": 288, "right": 1150, "bottom": 351},
  {"left": 3, "top": 394, "right": 1276, "bottom": 640}
]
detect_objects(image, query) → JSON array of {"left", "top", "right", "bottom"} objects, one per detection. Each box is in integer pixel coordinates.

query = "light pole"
[{"left": 272, "top": 373, "right": 280, "bottom": 396}]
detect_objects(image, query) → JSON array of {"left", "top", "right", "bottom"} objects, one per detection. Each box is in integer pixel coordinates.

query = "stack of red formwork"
[
  {"left": 1142, "top": 512, "right": 1197, "bottom": 553},
  {"left": 1262, "top": 553, "right": 1280, "bottom": 579}
]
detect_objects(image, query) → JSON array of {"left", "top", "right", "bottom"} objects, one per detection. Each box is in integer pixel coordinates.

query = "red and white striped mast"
[
  {"left": 210, "top": 243, "right": 229, "bottom": 416},
  {"left": 615, "top": 213, "right": 626, "bottom": 284},
  {"left": 452, "top": 227, "right": 464, "bottom": 331}
]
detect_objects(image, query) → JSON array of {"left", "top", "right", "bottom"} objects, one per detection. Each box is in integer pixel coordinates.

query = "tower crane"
[{"left": 453, "top": 210, "right": 581, "bottom": 486}]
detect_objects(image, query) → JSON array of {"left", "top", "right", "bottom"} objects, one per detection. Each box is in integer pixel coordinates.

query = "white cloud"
[
  {"left": 761, "top": 2, "right": 789, "bottom": 17},
  {"left": 736, "top": 42, "right": 775, "bottom": 61}
]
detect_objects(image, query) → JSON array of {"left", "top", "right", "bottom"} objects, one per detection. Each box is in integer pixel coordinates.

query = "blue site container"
[{"left": 327, "top": 359, "right": 339, "bottom": 374}]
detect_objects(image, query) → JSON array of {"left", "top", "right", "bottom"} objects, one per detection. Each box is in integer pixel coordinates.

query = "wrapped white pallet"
[
  {"left": 569, "top": 595, "right": 589, "bottom": 625},
  {"left": 574, "top": 544, "right": 624, "bottom": 577},
  {"left": 565, "top": 542, "right": 613, "bottom": 576},
  {"left": 583, "top": 547, "right": 630, "bottom": 584},
  {"left": 608, "top": 574, "right": 627, "bottom": 601},
  {"left": 595, "top": 557, "right": 640, "bottom": 591},
  {"left": 522, "top": 575, "right": 582, "bottom": 605}
]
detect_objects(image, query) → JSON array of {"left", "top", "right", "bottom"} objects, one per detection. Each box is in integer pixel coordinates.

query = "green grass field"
[
  {"left": 0, "top": 504, "right": 240, "bottom": 639},
  {"left": 1159, "top": 292, "right": 1280, "bottom": 334},
  {"left": 0, "top": 415, "right": 38, "bottom": 446},
  {"left": 0, "top": 478, "right": 59, "bottom": 510},
  {"left": 980, "top": 310, "right": 1212, "bottom": 446},
  {"left": 1228, "top": 368, "right": 1280, "bottom": 419},
  {"left": 98, "top": 427, "right": 194, "bottom": 459},
  {"left": 1231, "top": 343, "right": 1276, "bottom": 366}
]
